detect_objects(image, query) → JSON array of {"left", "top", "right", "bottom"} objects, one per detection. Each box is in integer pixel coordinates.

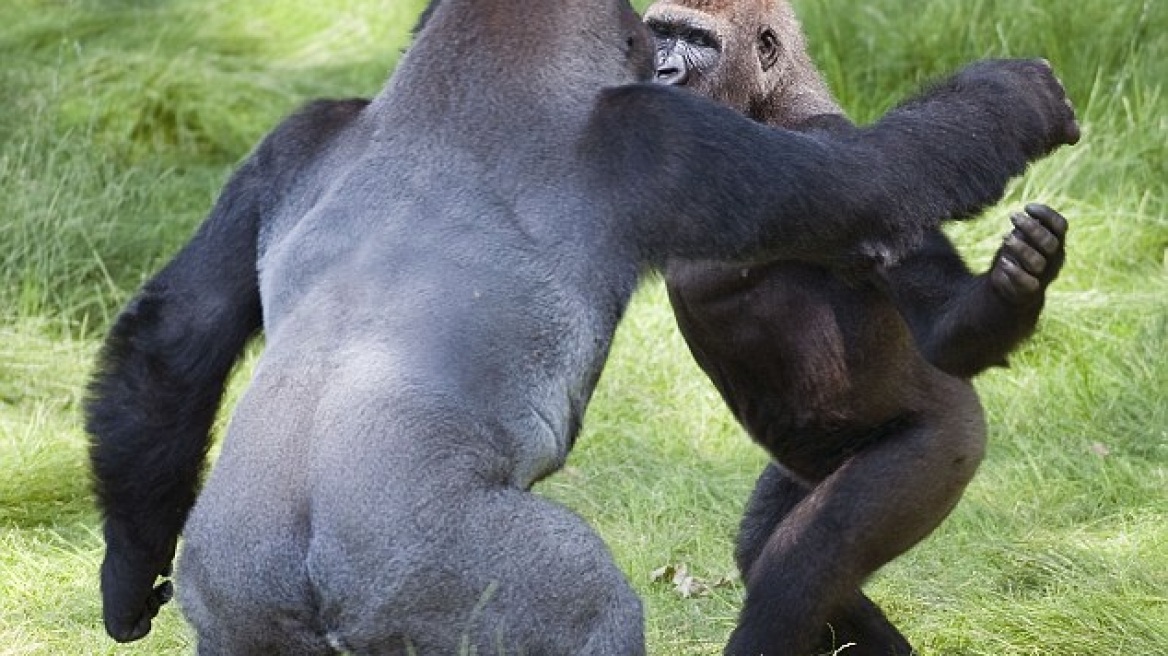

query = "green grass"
[{"left": 1, "top": 0, "right": 1165, "bottom": 653}]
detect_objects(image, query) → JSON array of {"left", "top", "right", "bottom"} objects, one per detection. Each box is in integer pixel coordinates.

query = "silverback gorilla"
[
  {"left": 86, "top": 0, "right": 1077, "bottom": 653},
  {"left": 645, "top": 0, "right": 1069, "bottom": 654}
]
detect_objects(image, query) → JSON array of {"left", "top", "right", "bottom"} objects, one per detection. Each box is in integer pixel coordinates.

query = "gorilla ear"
[{"left": 757, "top": 27, "right": 781, "bottom": 72}]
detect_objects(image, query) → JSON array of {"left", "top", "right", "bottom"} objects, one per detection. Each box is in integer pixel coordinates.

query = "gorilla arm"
[
  {"left": 883, "top": 204, "right": 1068, "bottom": 378},
  {"left": 84, "top": 99, "right": 367, "bottom": 642},
  {"left": 582, "top": 60, "right": 1077, "bottom": 268},
  {"left": 86, "top": 161, "right": 263, "bottom": 642}
]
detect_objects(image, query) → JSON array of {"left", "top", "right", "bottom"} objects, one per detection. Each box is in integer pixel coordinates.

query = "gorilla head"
[{"left": 647, "top": 0, "right": 842, "bottom": 124}]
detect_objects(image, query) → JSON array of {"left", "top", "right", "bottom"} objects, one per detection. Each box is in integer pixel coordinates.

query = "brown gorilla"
[{"left": 644, "top": 1, "right": 1069, "bottom": 654}]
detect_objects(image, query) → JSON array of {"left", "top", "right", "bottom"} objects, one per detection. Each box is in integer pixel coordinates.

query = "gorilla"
[
  {"left": 85, "top": 0, "right": 1077, "bottom": 653},
  {"left": 644, "top": 0, "right": 1069, "bottom": 654}
]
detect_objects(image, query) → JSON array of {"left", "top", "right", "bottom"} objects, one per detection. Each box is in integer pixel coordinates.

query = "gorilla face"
[
  {"left": 647, "top": 15, "right": 723, "bottom": 88},
  {"left": 644, "top": 0, "right": 845, "bottom": 125}
]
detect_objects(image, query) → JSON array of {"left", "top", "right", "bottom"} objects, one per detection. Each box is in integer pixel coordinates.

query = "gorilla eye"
[{"left": 687, "top": 29, "right": 719, "bottom": 51}]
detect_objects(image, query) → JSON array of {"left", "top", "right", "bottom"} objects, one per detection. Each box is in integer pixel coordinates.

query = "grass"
[{"left": 1, "top": 0, "right": 1165, "bottom": 653}]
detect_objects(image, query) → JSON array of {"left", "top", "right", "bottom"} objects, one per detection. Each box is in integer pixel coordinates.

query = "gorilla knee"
[{"left": 932, "top": 377, "right": 988, "bottom": 488}]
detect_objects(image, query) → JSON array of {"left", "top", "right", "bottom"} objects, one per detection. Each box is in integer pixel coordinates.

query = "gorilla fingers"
[{"left": 992, "top": 203, "right": 1069, "bottom": 303}]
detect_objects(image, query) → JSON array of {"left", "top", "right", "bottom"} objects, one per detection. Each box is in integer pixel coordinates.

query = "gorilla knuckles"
[
  {"left": 646, "top": 1, "right": 1071, "bottom": 655},
  {"left": 86, "top": 0, "right": 1074, "bottom": 652},
  {"left": 946, "top": 58, "right": 1081, "bottom": 153},
  {"left": 100, "top": 543, "right": 174, "bottom": 642}
]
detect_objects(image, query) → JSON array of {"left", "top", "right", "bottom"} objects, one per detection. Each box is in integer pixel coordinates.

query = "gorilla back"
[{"left": 85, "top": 0, "right": 1077, "bottom": 653}]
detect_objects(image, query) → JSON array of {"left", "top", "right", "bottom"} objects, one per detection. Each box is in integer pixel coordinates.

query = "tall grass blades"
[{"left": 1, "top": 0, "right": 1164, "bottom": 654}]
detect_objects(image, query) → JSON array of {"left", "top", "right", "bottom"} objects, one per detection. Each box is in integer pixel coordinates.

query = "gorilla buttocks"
[{"left": 85, "top": 0, "right": 1077, "bottom": 652}]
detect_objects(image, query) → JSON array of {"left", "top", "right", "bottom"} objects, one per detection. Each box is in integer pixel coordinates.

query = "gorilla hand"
[
  {"left": 990, "top": 203, "right": 1068, "bottom": 304},
  {"left": 100, "top": 532, "right": 176, "bottom": 642},
  {"left": 950, "top": 59, "right": 1080, "bottom": 156}
]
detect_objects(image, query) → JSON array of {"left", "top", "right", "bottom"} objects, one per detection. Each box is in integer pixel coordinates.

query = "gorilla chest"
[{"left": 669, "top": 262, "right": 918, "bottom": 437}]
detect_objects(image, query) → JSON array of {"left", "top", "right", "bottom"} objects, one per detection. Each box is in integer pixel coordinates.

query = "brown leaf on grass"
[
  {"left": 1089, "top": 442, "right": 1111, "bottom": 457},
  {"left": 649, "top": 564, "right": 678, "bottom": 583},
  {"left": 650, "top": 563, "right": 739, "bottom": 599}
]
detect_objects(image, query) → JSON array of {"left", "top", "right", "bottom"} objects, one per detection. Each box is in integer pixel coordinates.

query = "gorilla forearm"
[
  {"left": 788, "top": 98, "right": 1061, "bottom": 379},
  {"left": 927, "top": 203, "right": 1069, "bottom": 376},
  {"left": 878, "top": 232, "right": 1011, "bottom": 376},
  {"left": 907, "top": 275, "right": 1043, "bottom": 378},
  {"left": 887, "top": 204, "right": 1067, "bottom": 378},
  {"left": 86, "top": 178, "right": 263, "bottom": 641},
  {"left": 591, "top": 60, "right": 1075, "bottom": 269},
  {"left": 87, "top": 288, "right": 255, "bottom": 538}
]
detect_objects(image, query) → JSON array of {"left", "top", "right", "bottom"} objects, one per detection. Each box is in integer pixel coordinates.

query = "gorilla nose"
[{"left": 655, "top": 65, "right": 688, "bottom": 86}]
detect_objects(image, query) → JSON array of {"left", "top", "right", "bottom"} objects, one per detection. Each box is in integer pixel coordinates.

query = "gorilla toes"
[{"left": 990, "top": 203, "right": 1067, "bottom": 304}]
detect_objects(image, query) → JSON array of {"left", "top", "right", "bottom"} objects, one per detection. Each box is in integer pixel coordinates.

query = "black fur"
[
  {"left": 411, "top": 0, "right": 441, "bottom": 36},
  {"left": 86, "top": 0, "right": 1076, "bottom": 652}
]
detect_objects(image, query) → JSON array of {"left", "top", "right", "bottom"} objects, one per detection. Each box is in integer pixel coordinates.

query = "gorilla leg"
[
  {"left": 190, "top": 627, "right": 335, "bottom": 656},
  {"left": 737, "top": 465, "right": 912, "bottom": 655},
  {"left": 735, "top": 463, "right": 809, "bottom": 575},
  {"left": 814, "top": 595, "right": 913, "bottom": 656},
  {"left": 317, "top": 485, "right": 644, "bottom": 656},
  {"left": 180, "top": 550, "right": 335, "bottom": 656},
  {"left": 179, "top": 509, "right": 337, "bottom": 655},
  {"left": 467, "top": 490, "right": 646, "bottom": 656},
  {"left": 727, "top": 377, "right": 986, "bottom": 656}
]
